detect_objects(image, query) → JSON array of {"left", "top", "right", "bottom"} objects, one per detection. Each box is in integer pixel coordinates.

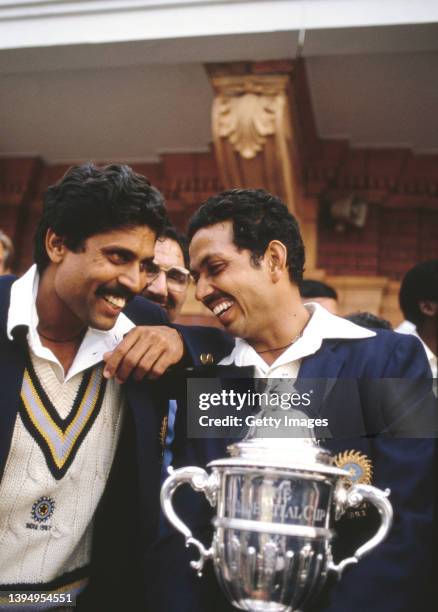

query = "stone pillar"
[{"left": 206, "top": 60, "right": 319, "bottom": 271}]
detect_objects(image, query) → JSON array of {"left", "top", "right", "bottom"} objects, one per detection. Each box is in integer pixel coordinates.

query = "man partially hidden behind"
[
  {"left": 143, "top": 227, "right": 191, "bottom": 470},
  {"left": 144, "top": 226, "right": 190, "bottom": 323},
  {"left": 0, "top": 164, "right": 231, "bottom": 610},
  {"left": 155, "top": 189, "right": 435, "bottom": 612},
  {"left": 300, "top": 279, "right": 338, "bottom": 315}
]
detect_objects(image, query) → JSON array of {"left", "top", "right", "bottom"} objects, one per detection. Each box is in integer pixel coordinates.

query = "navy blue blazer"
[
  {"left": 149, "top": 331, "right": 436, "bottom": 612},
  {"left": 0, "top": 275, "right": 233, "bottom": 611}
]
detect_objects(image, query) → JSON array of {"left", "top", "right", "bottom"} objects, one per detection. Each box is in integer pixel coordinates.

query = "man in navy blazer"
[
  {"left": 153, "top": 189, "right": 436, "bottom": 612},
  {"left": 0, "top": 163, "right": 233, "bottom": 611}
]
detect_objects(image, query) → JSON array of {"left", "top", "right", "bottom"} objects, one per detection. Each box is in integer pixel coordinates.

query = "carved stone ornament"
[{"left": 212, "top": 75, "right": 289, "bottom": 160}]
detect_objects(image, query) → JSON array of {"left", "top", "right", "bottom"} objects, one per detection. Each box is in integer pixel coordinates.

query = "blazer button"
[{"left": 200, "top": 353, "right": 214, "bottom": 365}]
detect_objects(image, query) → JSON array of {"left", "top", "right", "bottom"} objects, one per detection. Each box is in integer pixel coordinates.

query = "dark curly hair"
[
  {"left": 344, "top": 311, "right": 392, "bottom": 330},
  {"left": 300, "top": 279, "right": 338, "bottom": 300},
  {"left": 187, "top": 189, "right": 305, "bottom": 284},
  {"left": 34, "top": 163, "right": 168, "bottom": 273},
  {"left": 159, "top": 226, "right": 189, "bottom": 269},
  {"left": 399, "top": 260, "right": 438, "bottom": 326}
]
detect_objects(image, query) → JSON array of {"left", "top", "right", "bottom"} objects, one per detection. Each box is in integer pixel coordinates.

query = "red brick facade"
[{"left": 1, "top": 147, "right": 437, "bottom": 281}]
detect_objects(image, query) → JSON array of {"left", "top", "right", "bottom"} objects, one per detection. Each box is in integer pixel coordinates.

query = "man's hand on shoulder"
[{"left": 103, "top": 326, "right": 184, "bottom": 383}]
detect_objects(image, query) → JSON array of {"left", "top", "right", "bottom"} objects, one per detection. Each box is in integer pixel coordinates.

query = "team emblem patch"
[
  {"left": 334, "top": 450, "right": 373, "bottom": 487},
  {"left": 31, "top": 496, "right": 56, "bottom": 523}
]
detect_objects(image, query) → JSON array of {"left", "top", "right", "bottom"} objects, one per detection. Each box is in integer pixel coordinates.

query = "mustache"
[
  {"left": 96, "top": 284, "right": 135, "bottom": 303},
  {"left": 203, "top": 291, "right": 233, "bottom": 309}
]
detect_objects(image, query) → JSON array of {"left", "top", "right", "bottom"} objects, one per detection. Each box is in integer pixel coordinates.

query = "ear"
[
  {"left": 418, "top": 300, "right": 438, "bottom": 318},
  {"left": 45, "top": 229, "right": 67, "bottom": 264},
  {"left": 265, "top": 240, "right": 287, "bottom": 282}
]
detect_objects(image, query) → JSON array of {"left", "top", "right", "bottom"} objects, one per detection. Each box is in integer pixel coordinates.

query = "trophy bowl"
[{"left": 161, "top": 438, "right": 393, "bottom": 612}]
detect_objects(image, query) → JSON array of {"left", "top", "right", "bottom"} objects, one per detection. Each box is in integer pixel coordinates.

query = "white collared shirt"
[
  {"left": 395, "top": 319, "right": 416, "bottom": 334},
  {"left": 7, "top": 264, "right": 134, "bottom": 381},
  {"left": 220, "top": 302, "right": 375, "bottom": 378}
]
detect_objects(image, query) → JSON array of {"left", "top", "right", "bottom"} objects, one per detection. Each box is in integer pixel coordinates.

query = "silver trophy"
[{"left": 161, "top": 437, "right": 393, "bottom": 611}]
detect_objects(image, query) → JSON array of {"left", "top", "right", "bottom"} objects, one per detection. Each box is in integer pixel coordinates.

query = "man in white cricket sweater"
[{"left": 0, "top": 164, "right": 232, "bottom": 611}]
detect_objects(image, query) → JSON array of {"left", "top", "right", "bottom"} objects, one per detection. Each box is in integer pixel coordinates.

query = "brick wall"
[
  {"left": 0, "top": 152, "right": 223, "bottom": 273},
  {"left": 318, "top": 205, "right": 380, "bottom": 276},
  {"left": 318, "top": 205, "right": 438, "bottom": 281},
  {"left": 1, "top": 148, "right": 437, "bottom": 284}
]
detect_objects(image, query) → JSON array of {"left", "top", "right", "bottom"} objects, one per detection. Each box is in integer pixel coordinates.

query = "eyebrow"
[
  {"left": 190, "top": 253, "right": 211, "bottom": 275},
  {"left": 102, "top": 246, "right": 154, "bottom": 264},
  {"left": 155, "top": 263, "right": 189, "bottom": 272},
  {"left": 190, "top": 252, "right": 227, "bottom": 276}
]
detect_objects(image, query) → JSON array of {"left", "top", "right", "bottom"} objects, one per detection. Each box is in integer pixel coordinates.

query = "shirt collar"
[
  {"left": 411, "top": 329, "right": 437, "bottom": 377},
  {"left": 6, "top": 264, "right": 37, "bottom": 339},
  {"left": 395, "top": 324, "right": 437, "bottom": 378},
  {"left": 221, "top": 302, "right": 375, "bottom": 371},
  {"left": 7, "top": 264, "right": 134, "bottom": 380}
]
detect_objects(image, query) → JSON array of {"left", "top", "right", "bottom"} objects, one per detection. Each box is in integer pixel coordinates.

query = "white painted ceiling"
[
  {"left": 0, "top": 63, "right": 215, "bottom": 162},
  {"left": 308, "top": 50, "right": 438, "bottom": 152},
  {"left": 1, "top": 22, "right": 438, "bottom": 162}
]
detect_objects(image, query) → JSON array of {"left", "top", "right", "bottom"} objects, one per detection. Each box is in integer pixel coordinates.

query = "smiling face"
[
  {"left": 45, "top": 225, "right": 156, "bottom": 331},
  {"left": 144, "top": 236, "right": 188, "bottom": 322},
  {"left": 190, "top": 221, "right": 273, "bottom": 341}
]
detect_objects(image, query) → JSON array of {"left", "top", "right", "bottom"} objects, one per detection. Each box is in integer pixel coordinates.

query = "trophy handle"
[
  {"left": 160, "top": 466, "right": 219, "bottom": 576},
  {"left": 329, "top": 483, "right": 393, "bottom": 577}
]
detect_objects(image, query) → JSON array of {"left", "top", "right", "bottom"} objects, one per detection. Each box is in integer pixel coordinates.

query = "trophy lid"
[{"left": 209, "top": 437, "right": 347, "bottom": 477}]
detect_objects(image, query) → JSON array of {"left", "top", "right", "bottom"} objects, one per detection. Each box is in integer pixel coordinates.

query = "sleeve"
[
  {"left": 319, "top": 437, "right": 436, "bottom": 612},
  {"left": 145, "top": 534, "right": 235, "bottom": 612},
  {"left": 172, "top": 324, "right": 235, "bottom": 367},
  {"left": 123, "top": 295, "right": 170, "bottom": 325},
  {"left": 381, "top": 332, "right": 433, "bottom": 378},
  {"left": 320, "top": 333, "right": 437, "bottom": 612},
  {"left": 123, "top": 297, "right": 234, "bottom": 368}
]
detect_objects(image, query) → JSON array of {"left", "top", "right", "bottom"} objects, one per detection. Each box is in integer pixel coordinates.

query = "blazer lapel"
[
  {"left": 295, "top": 340, "right": 345, "bottom": 411},
  {"left": 298, "top": 340, "right": 346, "bottom": 380}
]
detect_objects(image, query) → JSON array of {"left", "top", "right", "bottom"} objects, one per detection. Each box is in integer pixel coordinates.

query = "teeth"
[
  {"left": 103, "top": 295, "right": 126, "bottom": 309},
  {"left": 212, "top": 301, "right": 233, "bottom": 316}
]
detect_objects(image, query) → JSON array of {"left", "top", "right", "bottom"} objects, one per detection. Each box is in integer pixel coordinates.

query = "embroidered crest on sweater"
[
  {"left": 19, "top": 361, "right": 107, "bottom": 480},
  {"left": 25, "top": 496, "right": 56, "bottom": 531},
  {"left": 31, "top": 496, "right": 56, "bottom": 523}
]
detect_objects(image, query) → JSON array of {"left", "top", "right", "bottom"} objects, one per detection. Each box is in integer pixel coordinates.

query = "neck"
[
  {"left": 36, "top": 267, "right": 86, "bottom": 340},
  {"left": 37, "top": 328, "right": 85, "bottom": 344},
  {"left": 36, "top": 267, "right": 87, "bottom": 372},
  {"left": 249, "top": 300, "right": 310, "bottom": 366},
  {"left": 418, "top": 318, "right": 438, "bottom": 356}
]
